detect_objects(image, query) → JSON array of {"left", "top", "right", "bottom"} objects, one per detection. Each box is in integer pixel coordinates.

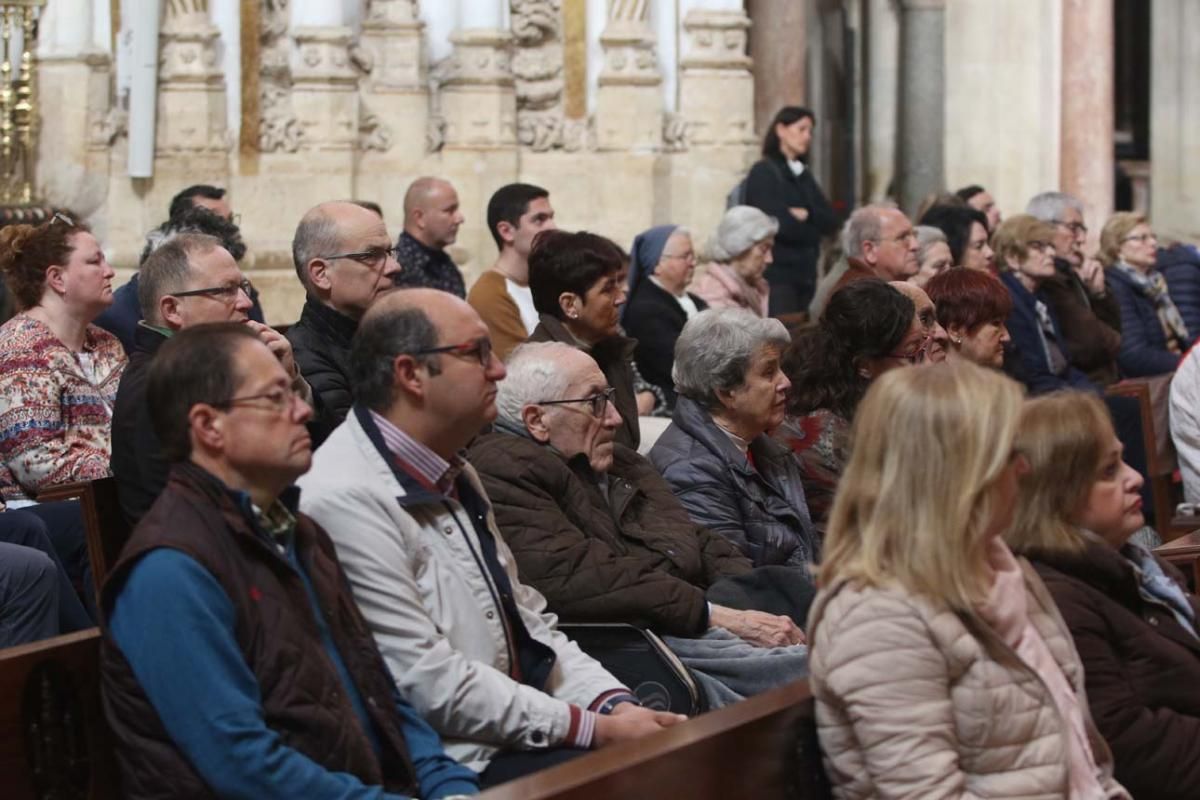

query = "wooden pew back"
[
  {"left": 0, "top": 629, "right": 119, "bottom": 800},
  {"left": 478, "top": 679, "right": 830, "bottom": 800},
  {"left": 37, "top": 478, "right": 131, "bottom": 609}
]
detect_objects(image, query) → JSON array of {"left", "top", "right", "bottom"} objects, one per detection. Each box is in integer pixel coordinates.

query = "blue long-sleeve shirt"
[{"left": 108, "top": 547, "right": 478, "bottom": 800}]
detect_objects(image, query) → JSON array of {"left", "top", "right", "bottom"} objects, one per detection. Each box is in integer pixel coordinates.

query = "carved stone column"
[
  {"left": 289, "top": 21, "right": 359, "bottom": 153},
  {"left": 678, "top": 6, "right": 754, "bottom": 148},
  {"left": 437, "top": 20, "right": 516, "bottom": 149},
  {"left": 594, "top": 0, "right": 662, "bottom": 151},
  {"left": 156, "top": 2, "right": 229, "bottom": 158},
  {"left": 36, "top": 0, "right": 114, "bottom": 216}
]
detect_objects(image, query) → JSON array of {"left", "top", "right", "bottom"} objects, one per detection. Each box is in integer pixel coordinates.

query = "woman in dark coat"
[
  {"left": 1007, "top": 390, "right": 1200, "bottom": 800},
  {"left": 622, "top": 224, "right": 707, "bottom": 409},
  {"left": 1100, "top": 212, "right": 1191, "bottom": 377},
  {"left": 526, "top": 229, "right": 642, "bottom": 450},
  {"left": 743, "top": 106, "right": 840, "bottom": 315},
  {"left": 649, "top": 308, "right": 818, "bottom": 568}
]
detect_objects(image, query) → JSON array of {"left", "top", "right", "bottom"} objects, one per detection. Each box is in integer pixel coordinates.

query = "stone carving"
[
  {"left": 258, "top": 0, "right": 302, "bottom": 152},
  {"left": 680, "top": 9, "right": 752, "bottom": 71},
  {"left": 511, "top": 0, "right": 580, "bottom": 152},
  {"left": 89, "top": 106, "right": 127, "bottom": 147},
  {"left": 358, "top": 103, "right": 393, "bottom": 151},
  {"left": 426, "top": 113, "right": 446, "bottom": 153},
  {"left": 662, "top": 112, "right": 689, "bottom": 152},
  {"left": 598, "top": 0, "right": 659, "bottom": 87}
]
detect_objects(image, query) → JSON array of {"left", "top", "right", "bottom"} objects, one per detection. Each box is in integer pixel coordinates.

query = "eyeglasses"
[
  {"left": 171, "top": 278, "right": 254, "bottom": 301},
  {"left": 536, "top": 387, "right": 618, "bottom": 418},
  {"left": 1053, "top": 220, "right": 1088, "bottom": 236},
  {"left": 220, "top": 386, "right": 303, "bottom": 413},
  {"left": 875, "top": 230, "right": 918, "bottom": 244},
  {"left": 1028, "top": 240, "right": 1055, "bottom": 253},
  {"left": 661, "top": 251, "right": 696, "bottom": 263},
  {"left": 1122, "top": 233, "right": 1157, "bottom": 244},
  {"left": 409, "top": 337, "right": 494, "bottom": 368},
  {"left": 321, "top": 245, "right": 400, "bottom": 270}
]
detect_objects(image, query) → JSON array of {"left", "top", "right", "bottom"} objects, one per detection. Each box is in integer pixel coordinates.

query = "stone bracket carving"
[
  {"left": 259, "top": 0, "right": 301, "bottom": 153},
  {"left": 680, "top": 9, "right": 752, "bottom": 71},
  {"left": 440, "top": 29, "right": 514, "bottom": 87},
  {"left": 358, "top": 102, "right": 393, "bottom": 151},
  {"left": 511, "top": 0, "right": 576, "bottom": 152}
]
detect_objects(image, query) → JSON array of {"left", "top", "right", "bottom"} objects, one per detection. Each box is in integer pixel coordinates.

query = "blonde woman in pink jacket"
[
  {"left": 807, "top": 362, "right": 1128, "bottom": 800},
  {"left": 692, "top": 206, "right": 778, "bottom": 317}
]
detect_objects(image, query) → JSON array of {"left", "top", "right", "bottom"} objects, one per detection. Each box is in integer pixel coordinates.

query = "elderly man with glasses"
[
  {"left": 1026, "top": 190, "right": 1123, "bottom": 387},
  {"left": 298, "top": 289, "right": 684, "bottom": 788},
  {"left": 103, "top": 323, "right": 479, "bottom": 800},
  {"left": 111, "top": 233, "right": 312, "bottom": 526},
  {"left": 287, "top": 200, "right": 403, "bottom": 446},
  {"left": 468, "top": 340, "right": 811, "bottom": 710}
]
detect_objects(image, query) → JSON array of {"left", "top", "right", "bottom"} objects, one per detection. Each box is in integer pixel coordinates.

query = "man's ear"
[
  {"left": 391, "top": 354, "right": 427, "bottom": 401},
  {"left": 860, "top": 240, "right": 879, "bottom": 267},
  {"left": 159, "top": 295, "right": 184, "bottom": 329},
  {"left": 308, "top": 258, "right": 333, "bottom": 292},
  {"left": 522, "top": 403, "right": 551, "bottom": 443},
  {"left": 188, "top": 403, "right": 225, "bottom": 454},
  {"left": 497, "top": 220, "right": 516, "bottom": 248}
]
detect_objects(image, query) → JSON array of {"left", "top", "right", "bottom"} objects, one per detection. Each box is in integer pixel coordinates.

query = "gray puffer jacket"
[{"left": 648, "top": 395, "right": 819, "bottom": 567}]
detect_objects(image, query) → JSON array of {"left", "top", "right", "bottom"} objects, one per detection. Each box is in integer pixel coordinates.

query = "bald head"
[
  {"left": 292, "top": 201, "right": 399, "bottom": 317},
  {"left": 403, "top": 177, "right": 463, "bottom": 249}
]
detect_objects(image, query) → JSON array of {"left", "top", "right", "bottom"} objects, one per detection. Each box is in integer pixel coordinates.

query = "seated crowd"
[{"left": 4, "top": 106, "right": 1200, "bottom": 799}]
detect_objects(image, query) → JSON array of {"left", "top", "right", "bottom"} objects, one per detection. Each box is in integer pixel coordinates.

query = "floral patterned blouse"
[{"left": 773, "top": 409, "right": 850, "bottom": 533}]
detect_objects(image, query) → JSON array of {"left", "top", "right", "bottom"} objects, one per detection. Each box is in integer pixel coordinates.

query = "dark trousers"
[
  {"left": 23, "top": 501, "right": 96, "bottom": 621},
  {"left": 479, "top": 747, "right": 588, "bottom": 789},
  {"left": 1, "top": 507, "right": 93, "bottom": 636}
]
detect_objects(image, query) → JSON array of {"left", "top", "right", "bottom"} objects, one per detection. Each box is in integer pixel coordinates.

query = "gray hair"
[
  {"left": 291, "top": 205, "right": 343, "bottom": 293},
  {"left": 137, "top": 233, "right": 223, "bottom": 325},
  {"left": 707, "top": 206, "right": 779, "bottom": 262},
  {"left": 841, "top": 203, "right": 897, "bottom": 259},
  {"left": 672, "top": 308, "right": 790, "bottom": 411},
  {"left": 914, "top": 225, "right": 947, "bottom": 263},
  {"left": 495, "top": 342, "right": 576, "bottom": 428},
  {"left": 1025, "top": 191, "right": 1083, "bottom": 223},
  {"left": 349, "top": 304, "right": 441, "bottom": 411}
]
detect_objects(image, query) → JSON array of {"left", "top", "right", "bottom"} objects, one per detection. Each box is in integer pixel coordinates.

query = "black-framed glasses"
[
  {"left": 321, "top": 245, "right": 400, "bottom": 270},
  {"left": 536, "top": 387, "right": 617, "bottom": 418},
  {"left": 171, "top": 277, "right": 254, "bottom": 301},
  {"left": 409, "top": 337, "right": 493, "bottom": 367},
  {"left": 219, "top": 386, "right": 302, "bottom": 413}
]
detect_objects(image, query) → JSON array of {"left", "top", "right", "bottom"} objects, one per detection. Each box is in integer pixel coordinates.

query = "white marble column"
[
  {"left": 595, "top": 0, "right": 663, "bottom": 151},
  {"left": 863, "top": 0, "right": 899, "bottom": 201},
  {"left": 289, "top": 0, "right": 359, "bottom": 152},
  {"left": 677, "top": 0, "right": 754, "bottom": 148},
  {"left": 1150, "top": 0, "right": 1200, "bottom": 241},
  {"left": 437, "top": 0, "right": 515, "bottom": 149}
]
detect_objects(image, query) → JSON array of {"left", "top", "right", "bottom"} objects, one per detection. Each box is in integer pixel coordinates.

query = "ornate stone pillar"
[
  {"left": 437, "top": 2, "right": 516, "bottom": 150},
  {"left": 289, "top": 1, "right": 358, "bottom": 153},
  {"left": 36, "top": 0, "right": 113, "bottom": 216},
  {"left": 1060, "top": 0, "right": 1113, "bottom": 241},
  {"left": 156, "top": 1, "right": 229, "bottom": 159},
  {"left": 897, "top": 0, "right": 944, "bottom": 217},
  {"left": 678, "top": 1, "right": 754, "bottom": 149},
  {"left": 594, "top": 0, "right": 662, "bottom": 151}
]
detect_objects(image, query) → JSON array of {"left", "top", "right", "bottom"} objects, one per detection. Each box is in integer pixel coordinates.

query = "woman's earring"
[{"left": 951, "top": 336, "right": 962, "bottom": 345}]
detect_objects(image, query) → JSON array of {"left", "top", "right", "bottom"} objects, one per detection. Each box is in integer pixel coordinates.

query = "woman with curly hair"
[
  {"left": 0, "top": 213, "right": 126, "bottom": 502},
  {"left": 774, "top": 279, "right": 921, "bottom": 530}
]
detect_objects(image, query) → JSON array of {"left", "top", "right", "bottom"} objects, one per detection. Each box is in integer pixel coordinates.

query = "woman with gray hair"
[
  {"left": 649, "top": 308, "right": 818, "bottom": 567},
  {"left": 911, "top": 225, "right": 952, "bottom": 289},
  {"left": 692, "top": 206, "right": 779, "bottom": 316}
]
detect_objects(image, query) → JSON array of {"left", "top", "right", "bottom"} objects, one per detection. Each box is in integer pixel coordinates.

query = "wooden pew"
[
  {"left": 1107, "top": 378, "right": 1181, "bottom": 537},
  {"left": 478, "top": 679, "right": 830, "bottom": 800},
  {"left": 1156, "top": 525, "right": 1200, "bottom": 591},
  {"left": 37, "top": 478, "right": 131, "bottom": 609},
  {"left": 0, "top": 629, "right": 119, "bottom": 800}
]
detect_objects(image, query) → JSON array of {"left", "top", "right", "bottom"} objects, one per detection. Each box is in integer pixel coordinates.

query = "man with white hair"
[
  {"left": 810, "top": 204, "right": 920, "bottom": 317},
  {"left": 469, "top": 341, "right": 811, "bottom": 709},
  {"left": 1026, "top": 190, "right": 1121, "bottom": 385}
]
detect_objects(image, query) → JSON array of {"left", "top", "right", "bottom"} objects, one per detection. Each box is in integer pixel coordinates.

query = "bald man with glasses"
[{"left": 287, "top": 201, "right": 403, "bottom": 445}]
